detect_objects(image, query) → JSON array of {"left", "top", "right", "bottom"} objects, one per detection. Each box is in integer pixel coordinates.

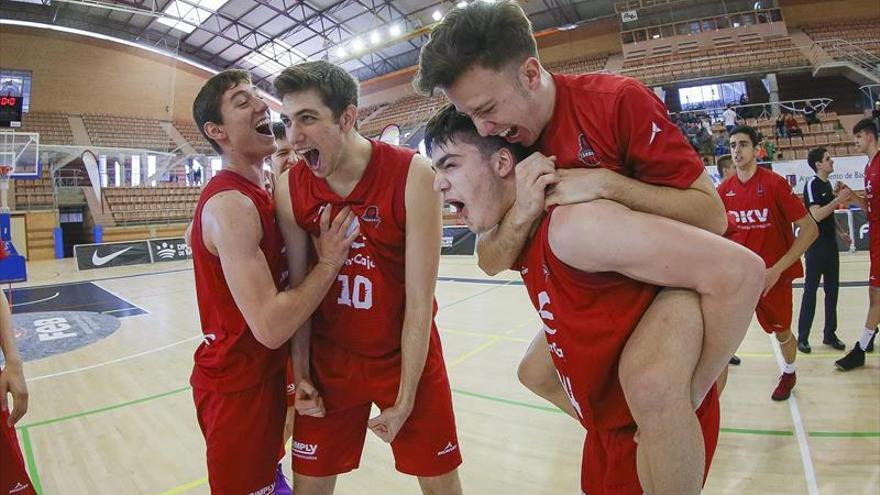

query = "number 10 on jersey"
[{"left": 337, "top": 274, "right": 373, "bottom": 309}]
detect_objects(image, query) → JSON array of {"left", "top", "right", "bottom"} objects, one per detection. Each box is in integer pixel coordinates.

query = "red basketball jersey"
[
  {"left": 540, "top": 73, "right": 704, "bottom": 189},
  {"left": 190, "top": 170, "right": 289, "bottom": 392},
  {"left": 717, "top": 167, "right": 808, "bottom": 280},
  {"left": 514, "top": 208, "right": 659, "bottom": 431},
  {"left": 289, "top": 140, "right": 439, "bottom": 357},
  {"left": 865, "top": 151, "right": 880, "bottom": 231}
]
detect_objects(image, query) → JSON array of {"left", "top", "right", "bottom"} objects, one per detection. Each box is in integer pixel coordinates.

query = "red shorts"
[
  {"left": 292, "top": 336, "right": 461, "bottom": 477},
  {"left": 1, "top": 383, "right": 36, "bottom": 495},
  {"left": 870, "top": 222, "right": 880, "bottom": 288},
  {"left": 193, "top": 371, "right": 286, "bottom": 495},
  {"left": 580, "top": 385, "right": 721, "bottom": 494},
  {"left": 756, "top": 278, "right": 793, "bottom": 334}
]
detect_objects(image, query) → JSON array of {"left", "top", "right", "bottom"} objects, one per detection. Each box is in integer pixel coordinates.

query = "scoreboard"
[{"left": 0, "top": 95, "right": 23, "bottom": 128}]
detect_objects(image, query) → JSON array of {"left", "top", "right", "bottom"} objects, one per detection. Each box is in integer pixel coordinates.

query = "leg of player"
[
  {"left": 517, "top": 331, "right": 579, "bottom": 419},
  {"left": 417, "top": 470, "right": 463, "bottom": 495},
  {"left": 716, "top": 366, "right": 730, "bottom": 395},
  {"left": 772, "top": 328, "right": 798, "bottom": 401},
  {"left": 836, "top": 288, "right": 880, "bottom": 370},
  {"left": 618, "top": 288, "right": 704, "bottom": 495},
  {"left": 291, "top": 473, "right": 337, "bottom": 495}
]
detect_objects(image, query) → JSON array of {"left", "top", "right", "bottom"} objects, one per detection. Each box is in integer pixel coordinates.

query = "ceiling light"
[
  {"left": 432, "top": 10, "right": 443, "bottom": 21},
  {"left": 335, "top": 47, "right": 347, "bottom": 58},
  {"left": 457, "top": 1, "right": 467, "bottom": 7},
  {"left": 351, "top": 38, "right": 365, "bottom": 52},
  {"left": 370, "top": 31, "right": 381, "bottom": 45},
  {"left": 389, "top": 24, "right": 402, "bottom": 36}
]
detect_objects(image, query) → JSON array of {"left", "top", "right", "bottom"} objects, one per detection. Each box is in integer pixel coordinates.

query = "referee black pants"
[{"left": 797, "top": 237, "right": 839, "bottom": 343}]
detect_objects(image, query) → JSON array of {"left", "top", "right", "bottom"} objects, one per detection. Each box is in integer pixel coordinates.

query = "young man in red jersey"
[
  {"left": 416, "top": 2, "right": 742, "bottom": 492},
  {"left": 834, "top": 118, "right": 880, "bottom": 370},
  {"left": 190, "top": 69, "right": 357, "bottom": 494},
  {"left": 717, "top": 126, "right": 818, "bottom": 400},
  {"left": 425, "top": 104, "right": 764, "bottom": 495},
  {"left": 273, "top": 61, "right": 462, "bottom": 495},
  {"left": 0, "top": 241, "right": 36, "bottom": 495}
]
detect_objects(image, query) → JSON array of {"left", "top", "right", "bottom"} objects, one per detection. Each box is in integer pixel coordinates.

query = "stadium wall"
[
  {"left": 781, "top": 0, "right": 880, "bottom": 26},
  {"left": 1, "top": 26, "right": 213, "bottom": 121}
]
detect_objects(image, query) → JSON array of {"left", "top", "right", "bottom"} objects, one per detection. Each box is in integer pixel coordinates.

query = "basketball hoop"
[{"left": 0, "top": 165, "right": 12, "bottom": 213}]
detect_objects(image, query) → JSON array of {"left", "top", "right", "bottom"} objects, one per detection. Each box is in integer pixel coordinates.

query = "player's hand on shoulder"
[
  {"left": 512, "top": 153, "right": 559, "bottom": 225},
  {"left": 315, "top": 203, "right": 359, "bottom": 269},
  {"left": 545, "top": 167, "right": 613, "bottom": 208},
  {"left": 294, "top": 379, "right": 325, "bottom": 418}
]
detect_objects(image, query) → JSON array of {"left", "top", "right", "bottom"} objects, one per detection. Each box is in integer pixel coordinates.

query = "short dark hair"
[
  {"left": 271, "top": 121, "right": 286, "bottom": 141},
  {"left": 414, "top": 0, "right": 538, "bottom": 96},
  {"left": 716, "top": 155, "right": 733, "bottom": 177},
  {"left": 193, "top": 69, "right": 252, "bottom": 154},
  {"left": 425, "top": 103, "right": 529, "bottom": 161},
  {"left": 729, "top": 125, "right": 759, "bottom": 147},
  {"left": 807, "top": 147, "right": 828, "bottom": 172},
  {"left": 274, "top": 61, "right": 359, "bottom": 120},
  {"left": 853, "top": 118, "right": 878, "bottom": 138}
]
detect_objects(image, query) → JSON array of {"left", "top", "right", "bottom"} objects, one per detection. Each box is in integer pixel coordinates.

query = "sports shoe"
[
  {"left": 275, "top": 463, "right": 293, "bottom": 495},
  {"left": 835, "top": 345, "right": 866, "bottom": 371},
  {"left": 771, "top": 372, "right": 796, "bottom": 401},
  {"left": 822, "top": 337, "right": 845, "bottom": 351},
  {"left": 797, "top": 341, "right": 811, "bottom": 353},
  {"left": 729, "top": 354, "right": 741, "bottom": 365}
]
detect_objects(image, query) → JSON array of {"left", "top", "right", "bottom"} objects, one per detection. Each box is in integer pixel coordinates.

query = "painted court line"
[
  {"left": 769, "top": 334, "right": 820, "bottom": 495},
  {"left": 26, "top": 336, "right": 203, "bottom": 383}
]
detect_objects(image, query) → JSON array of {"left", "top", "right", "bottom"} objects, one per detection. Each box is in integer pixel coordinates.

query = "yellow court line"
[
  {"left": 441, "top": 327, "right": 532, "bottom": 344},
  {"left": 153, "top": 477, "right": 208, "bottom": 495},
  {"left": 447, "top": 337, "right": 503, "bottom": 368}
]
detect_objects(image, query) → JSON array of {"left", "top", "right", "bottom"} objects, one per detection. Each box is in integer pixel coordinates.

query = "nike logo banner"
[{"left": 74, "top": 241, "right": 151, "bottom": 271}]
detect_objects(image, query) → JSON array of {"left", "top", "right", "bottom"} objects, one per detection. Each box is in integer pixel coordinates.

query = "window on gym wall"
[
  {"left": 131, "top": 155, "right": 141, "bottom": 186},
  {"left": 679, "top": 81, "right": 747, "bottom": 110}
]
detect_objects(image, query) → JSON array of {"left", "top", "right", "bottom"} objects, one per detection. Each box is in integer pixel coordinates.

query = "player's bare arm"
[
  {"left": 202, "top": 189, "right": 358, "bottom": 349},
  {"left": 275, "top": 169, "right": 324, "bottom": 417},
  {"left": 368, "top": 155, "right": 442, "bottom": 443},
  {"left": 474, "top": 152, "right": 559, "bottom": 275},
  {"left": 549, "top": 200, "right": 765, "bottom": 400},
  {"left": 0, "top": 294, "right": 28, "bottom": 426},
  {"left": 764, "top": 214, "right": 818, "bottom": 296},
  {"left": 546, "top": 168, "right": 728, "bottom": 236}
]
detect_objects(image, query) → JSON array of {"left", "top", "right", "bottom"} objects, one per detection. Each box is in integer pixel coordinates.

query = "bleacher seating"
[
  {"left": 545, "top": 53, "right": 609, "bottom": 75},
  {"left": 360, "top": 94, "right": 449, "bottom": 137},
  {"left": 802, "top": 18, "right": 880, "bottom": 56},
  {"left": 622, "top": 37, "right": 808, "bottom": 86},
  {"left": 17, "top": 112, "right": 75, "bottom": 145},
  {"left": 102, "top": 184, "right": 200, "bottom": 225},
  {"left": 360, "top": 53, "right": 611, "bottom": 137},
  {"left": 82, "top": 114, "right": 175, "bottom": 151},
  {"left": 12, "top": 165, "right": 55, "bottom": 210},
  {"left": 172, "top": 120, "right": 215, "bottom": 155}
]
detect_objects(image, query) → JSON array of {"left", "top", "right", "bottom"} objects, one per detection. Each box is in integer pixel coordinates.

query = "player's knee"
[
  {"left": 517, "top": 350, "right": 559, "bottom": 396},
  {"left": 418, "top": 469, "right": 462, "bottom": 495},
  {"left": 620, "top": 363, "right": 687, "bottom": 421}
]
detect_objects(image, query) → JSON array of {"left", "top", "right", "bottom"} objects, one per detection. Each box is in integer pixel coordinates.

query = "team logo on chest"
[
  {"left": 577, "top": 133, "right": 601, "bottom": 166},
  {"left": 361, "top": 205, "right": 381, "bottom": 227}
]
